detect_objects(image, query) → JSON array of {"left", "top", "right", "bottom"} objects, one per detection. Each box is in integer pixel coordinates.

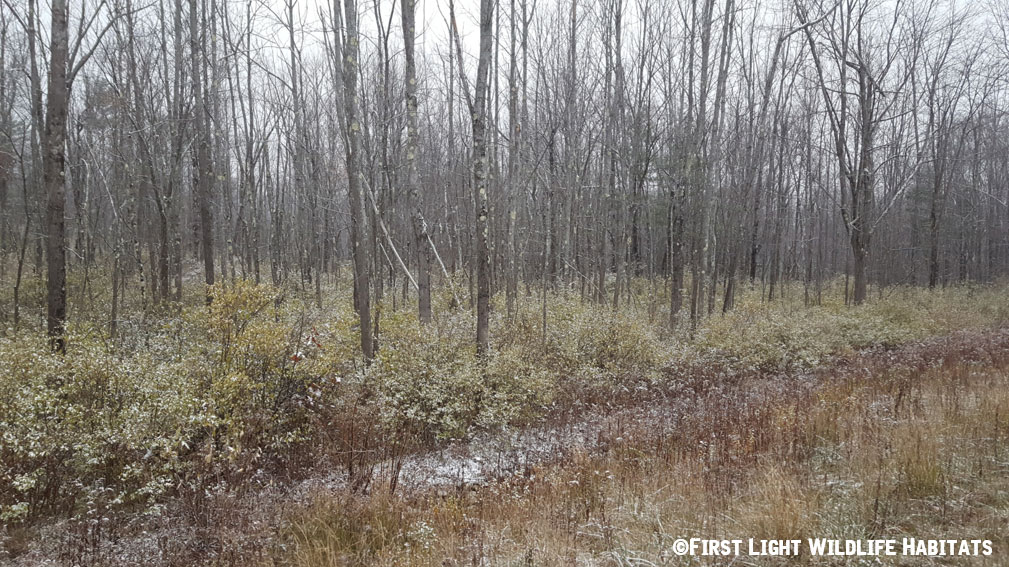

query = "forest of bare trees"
[
  {"left": 2, "top": 0, "right": 1009, "bottom": 355},
  {"left": 11, "top": 2, "right": 1009, "bottom": 563}
]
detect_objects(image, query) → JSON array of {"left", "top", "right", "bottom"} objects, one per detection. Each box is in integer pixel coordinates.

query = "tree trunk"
[
  {"left": 334, "top": 0, "right": 374, "bottom": 359},
  {"left": 402, "top": 0, "right": 433, "bottom": 324},
  {"left": 191, "top": 0, "right": 215, "bottom": 295},
  {"left": 44, "top": 0, "right": 69, "bottom": 352},
  {"left": 852, "top": 239, "right": 868, "bottom": 305},
  {"left": 473, "top": 0, "right": 494, "bottom": 356},
  {"left": 928, "top": 200, "right": 940, "bottom": 289}
]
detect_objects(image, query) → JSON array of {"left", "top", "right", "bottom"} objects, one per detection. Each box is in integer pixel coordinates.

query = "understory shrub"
[
  {"left": 692, "top": 283, "right": 1009, "bottom": 371},
  {"left": 0, "top": 281, "right": 336, "bottom": 524},
  {"left": 1, "top": 275, "right": 1007, "bottom": 527}
]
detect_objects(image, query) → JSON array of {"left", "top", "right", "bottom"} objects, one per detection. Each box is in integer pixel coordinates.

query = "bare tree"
[
  {"left": 796, "top": 0, "right": 924, "bottom": 304},
  {"left": 402, "top": 0, "right": 433, "bottom": 324},
  {"left": 449, "top": 0, "right": 494, "bottom": 354},
  {"left": 42, "top": 0, "right": 70, "bottom": 351},
  {"left": 329, "top": 0, "right": 373, "bottom": 359},
  {"left": 191, "top": 0, "right": 214, "bottom": 296}
]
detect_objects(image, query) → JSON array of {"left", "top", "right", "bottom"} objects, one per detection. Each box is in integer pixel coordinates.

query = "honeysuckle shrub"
[
  {"left": 367, "top": 309, "right": 559, "bottom": 441},
  {"left": 1, "top": 275, "right": 1007, "bottom": 526},
  {"left": 362, "top": 293, "right": 668, "bottom": 441},
  {"left": 0, "top": 333, "right": 202, "bottom": 523},
  {"left": 692, "top": 283, "right": 1009, "bottom": 371},
  {"left": 0, "top": 281, "right": 340, "bottom": 524}
]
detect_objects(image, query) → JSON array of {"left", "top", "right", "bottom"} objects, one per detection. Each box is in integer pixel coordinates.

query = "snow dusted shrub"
[
  {"left": 367, "top": 309, "right": 489, "bottom": 440},
  {"left": 199, "top": 280, "right": 341, "bottom": 466},
  {"left": 573, "top": 310, "right": 662, "bottom": 373},
  {"left": 498, "top": 296, "right": 665, "bottom": 376},
  {"left": 0, "top": 333, "right": 199, "bottom": 523},
  {"left": 0, "top": 281, "right": 341, "bottom": 525},
  {"left": 693, "top": 282, "right": 1009, "bottom": 371},
  {"left": 366, "top": 308, "right": 556, "bottom": 441},
  {"left": 481, "top": 347, "right": 556, "bottom": 426}
]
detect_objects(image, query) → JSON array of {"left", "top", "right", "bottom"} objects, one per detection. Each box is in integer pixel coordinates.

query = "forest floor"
[{"left": 2, "top": 275, "right": 1009, "bottom": 565}]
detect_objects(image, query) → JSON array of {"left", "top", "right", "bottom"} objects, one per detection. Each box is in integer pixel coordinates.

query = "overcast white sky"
[{"left": 268, "top": 0, "right": 486, "bottom": 67}]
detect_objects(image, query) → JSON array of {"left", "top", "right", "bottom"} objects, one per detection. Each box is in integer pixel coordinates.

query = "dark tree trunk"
[
  {"left": 191, "top": 0, "right": 215, "bottom": 295},
  {"left": 44, "top": 0, "right": 70, "bottom": 352}
]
